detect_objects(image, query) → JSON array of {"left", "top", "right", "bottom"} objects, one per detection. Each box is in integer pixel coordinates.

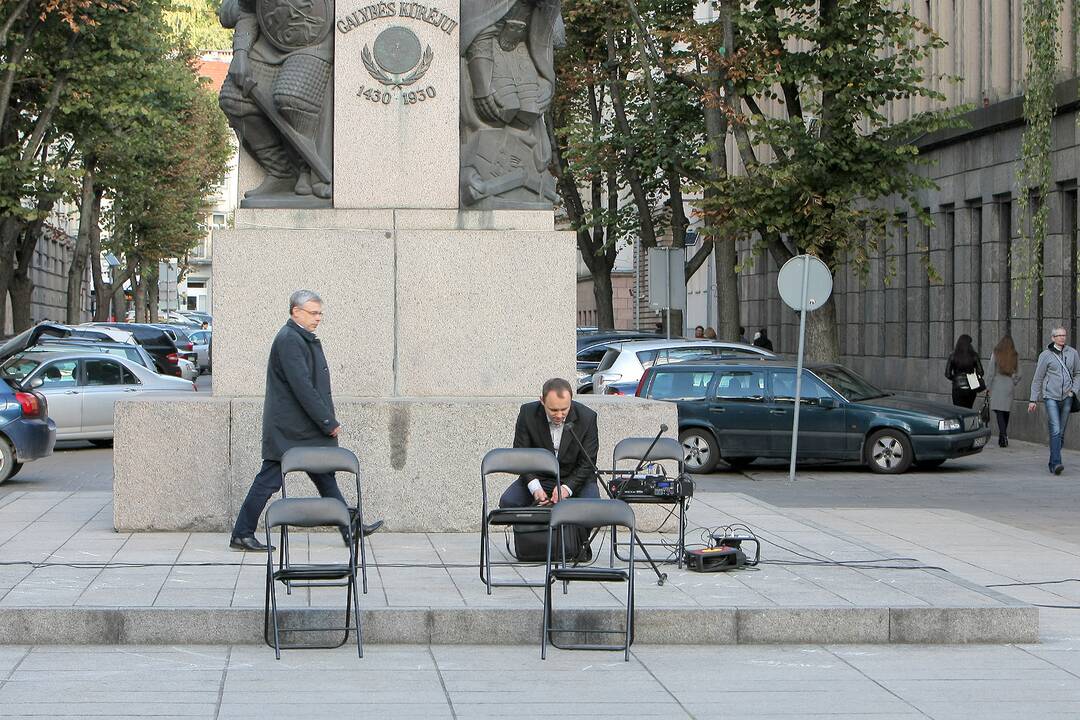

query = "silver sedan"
[{"left": 0, "top": 350, "right": 196, "bottom": 444}]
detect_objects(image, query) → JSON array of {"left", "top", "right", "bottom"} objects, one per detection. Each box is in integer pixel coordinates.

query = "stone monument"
[{"left": 112, "top": 0, "right": 675, "bottom": 532}]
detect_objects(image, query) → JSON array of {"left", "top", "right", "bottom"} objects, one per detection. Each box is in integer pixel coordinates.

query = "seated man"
[{"left": 500, "top": 378, "right": 600, "bottom": 508}]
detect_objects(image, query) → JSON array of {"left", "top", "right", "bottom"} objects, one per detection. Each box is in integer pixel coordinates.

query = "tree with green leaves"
[
  {"left": 698, "top": 0, "right": 965, "bottom": 361},
  {"left": 1, "top": 0, "right": 230, "bottom": 330}
]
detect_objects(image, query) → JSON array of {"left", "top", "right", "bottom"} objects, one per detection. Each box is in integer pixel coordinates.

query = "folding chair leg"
[
  {"left": 358, "top": 532, "right": 369, "bottom": 595},
  {"left": 483, "top": 524, "right": 494, "bottom": 595},
  {"left": 351, "top": 568, "right": 364, "bottom": 658},
  {"left": 269, "top": 572, "right": 282, "bottom": 660},
  {"left": 541, "top": 576, "right": 552, "bottom": 660}
]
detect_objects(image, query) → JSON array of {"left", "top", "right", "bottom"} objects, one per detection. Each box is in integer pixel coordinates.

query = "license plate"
[{"left": 973, "top": 436, "right": 987, "bottom": 448}]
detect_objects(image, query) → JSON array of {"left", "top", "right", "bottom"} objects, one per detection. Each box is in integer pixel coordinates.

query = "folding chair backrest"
[
  {"left": 281, "top": 447, "right": 361, "bottom": 476},
  {"left": 265, "top": 497, "right": 350, "bottom": 530},
  {"left": 612, "top": 437, "right": 683, "bottom": 466},
  {"left": 481, "top": 447, "right": 559, "bottom": 478},
  {"left": 550, "top": 498, "right": 635, "bottom": 532}
]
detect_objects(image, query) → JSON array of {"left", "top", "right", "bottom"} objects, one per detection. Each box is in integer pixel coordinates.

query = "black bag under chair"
[{"left": 510, "top": 521, "right": 589, "bottom": 562}]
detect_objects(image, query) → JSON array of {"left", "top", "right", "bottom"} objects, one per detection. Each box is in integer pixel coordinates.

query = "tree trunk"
[
  {"left": 66, "top": 162, "right": 95, "bottom": 323},
  {"left": 131, "top": 256, "right": 145, "bottom": 322},
  {"left": 110, "top": 281, "right": 127, "bottom": 322},
  {"left": 145, "top": 263, "right": 160, "bottom": 322},
  {"left": 89, "top": 221, "right": 110, "bottom": 320},
  {"left": 591, "top": 267, "right": 615, "bottom": 330},
  {"left": 714, "top": 230, "right": 740, "bottom": 342},
  {"left": 10, "top": 218, "right": 44, "bottom": 332},
  {"left": 710, "top": 1, "right": 740, "bottom": 343},
  {"left": 9, "top": 272, "right": 32, "bottom": 331},
  {"left": 0, "top": 217, "right": 25, "bottom": 333},
  {"left": 804, "top": 295, "right": 840, "bottom": 363}
]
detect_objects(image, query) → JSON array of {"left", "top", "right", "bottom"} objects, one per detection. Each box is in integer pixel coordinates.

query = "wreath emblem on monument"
[{"left": 363, "top": 26, "right": 434, "bottom": 88}]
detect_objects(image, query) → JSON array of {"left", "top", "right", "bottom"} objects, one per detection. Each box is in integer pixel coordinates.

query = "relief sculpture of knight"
[
  {"left": 459, "top": 0, "right": 562, "bottom": 209},
  {"left": 219, "top": 0, "right": 335, "bottom": 207}
]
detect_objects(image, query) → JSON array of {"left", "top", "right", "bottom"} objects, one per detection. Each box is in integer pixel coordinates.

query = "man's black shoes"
[
  {"left": 230, "top": 535, "right": 273, "bottom": 552},
  {"left": 1054, "top": 464, "right": 1065, "bottom": 475},
  {"left": 341, "top": 520, "right": 385, "bottom": 546}
]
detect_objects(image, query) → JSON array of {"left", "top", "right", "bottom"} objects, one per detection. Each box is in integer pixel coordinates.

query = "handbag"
[
  {"left": 979, "top": 395, "right": 991, "bottom": 426},
  {"left": 1071, "top": 395, "right": 1080, "bottom": 414}
]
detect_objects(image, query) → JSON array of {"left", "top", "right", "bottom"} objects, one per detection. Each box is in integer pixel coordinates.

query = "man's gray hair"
[{"left": 289, "top": 289, "right": 322, "bottom": 313}]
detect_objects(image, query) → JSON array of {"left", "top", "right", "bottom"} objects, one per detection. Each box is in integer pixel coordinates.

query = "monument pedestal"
[{"left": 113, "top": 210, "right": 679, "bottom": 532}]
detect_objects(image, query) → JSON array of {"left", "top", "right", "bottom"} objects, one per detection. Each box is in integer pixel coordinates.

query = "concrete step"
[{"left": 0, "top": 604, "right": 1038, "bottom": 645}]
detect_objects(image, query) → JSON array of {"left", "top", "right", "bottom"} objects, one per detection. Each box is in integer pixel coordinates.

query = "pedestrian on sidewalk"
[
  {"left": 704, "top": 327, "right": 717, "bottom": 339},
  {"left": 753, "top": 328, "right": 774, "bottom": 351},
  {"left": 945, "top": 333, "right": 984, "bottom": 408},
  {"left": 1028, "top": 326, "right": 1080, "bottom": 475},
  {"left": 229, "top": 289, "right": 382, "bottom": 552},
  {"left": 986, "top": 334, "right": 1021, "bottom": 447}
]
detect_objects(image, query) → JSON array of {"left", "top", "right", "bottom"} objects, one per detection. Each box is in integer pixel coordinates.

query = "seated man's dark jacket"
[
  {"left": 262, "top": 319, "right": 339, "bottom": 461},
  {"left": 512, "top": 400, "right": 599, "bottom": 497}
]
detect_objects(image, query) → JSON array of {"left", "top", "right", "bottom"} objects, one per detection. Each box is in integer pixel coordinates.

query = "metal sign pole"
[{"left": 788, "top": 256, "right": 811, "bottom": 482}]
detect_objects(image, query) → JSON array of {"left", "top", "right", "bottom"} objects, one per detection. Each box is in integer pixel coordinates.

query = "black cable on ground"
[{"left": 986, "top": 578, "right": 1080, "bottom": 588}]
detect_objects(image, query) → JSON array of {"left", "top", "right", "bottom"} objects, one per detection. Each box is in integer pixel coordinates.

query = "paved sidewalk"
[
  {"left": 2, "top": 639, "right": 1080, "bottom": 719},
  {"left": 0, "top": 482, "right": 1031, "bottom": 644}
]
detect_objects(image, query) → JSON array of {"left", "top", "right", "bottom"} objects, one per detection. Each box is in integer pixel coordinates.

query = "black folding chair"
[
  {"left": 479, "top": 448, "right": 559, "bottom": 594},
  {"left": 263, "top": 497, "right": 363, "bottom": 659},
  {"left": 279, "top": 446, "right": 371, "bottom": 594},
  {"left": 542, "top": 498, "right": 636, "bottom": 661},
  {"left": 610, "top": 437, "right": 689, "bottom": 568}
]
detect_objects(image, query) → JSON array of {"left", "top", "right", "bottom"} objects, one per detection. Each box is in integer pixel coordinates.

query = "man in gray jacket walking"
[
  {"left": 230, "top": 290, "right": 380, "bottom": 551},
  {"left": 1028, "top": 327, "right": 1080, "bottom": 475}
]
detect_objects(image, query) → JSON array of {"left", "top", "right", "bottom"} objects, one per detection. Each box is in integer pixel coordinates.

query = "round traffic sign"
[{"left": 777, "top": 255, "right": 832, "bottom": 312}]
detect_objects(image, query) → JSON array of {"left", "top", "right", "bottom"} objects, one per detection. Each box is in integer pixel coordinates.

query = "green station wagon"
[{"left": 636, "top": 359, "right": 990, "bottom": 474}]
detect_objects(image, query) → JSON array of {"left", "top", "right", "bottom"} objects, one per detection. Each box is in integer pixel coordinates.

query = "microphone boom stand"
[{"left": 564, "top": 422, "right": 668, "bottom": 586}]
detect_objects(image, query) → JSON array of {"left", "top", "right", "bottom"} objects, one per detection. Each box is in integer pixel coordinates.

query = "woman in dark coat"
[{"left": 945, "top": 333, "right": 984, "bottom": 408}]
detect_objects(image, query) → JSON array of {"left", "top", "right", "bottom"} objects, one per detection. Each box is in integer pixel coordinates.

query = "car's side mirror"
[
  {"left": 28, "top": 377, "right": 44, "bottom": 389},
  {"left": 819, "top": 397, "right": 837, "bottom": 409}
]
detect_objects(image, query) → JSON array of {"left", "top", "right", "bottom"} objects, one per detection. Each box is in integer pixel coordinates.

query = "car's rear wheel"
[
  {"left": 723, "top": 456, "right": 756, "bottom": 469},
  {"left": 0, "top": 439, "right": 16, "bottom": 485},
  {"left": 914, "top": 459, "right": 946, "bottom": 470},
  {"left": 680, "top": 429, "right": 719, "bottom": 474},
  {"left": 865, "top": 429, "right": 913, "bottom": 474}
]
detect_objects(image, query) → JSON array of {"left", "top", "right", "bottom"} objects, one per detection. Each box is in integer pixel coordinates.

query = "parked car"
[
  {"left": 151, "top": 324, "right": 198, "bottom": 365},
  {"left": 0, "top": 346, "right": 55, "bottom": 483},
  {"left": 576, "top": 331, "right": 662, "bottom": 393},
  {"left": 176, "top": 310, "right": 211, "bottom": 327},
  {"left": 0, "top": 350, "right": 196, "bottom": 444},
  {"left": 85, "top": 323, "right": 181, "bottom": 377},
  {"left": 188, "top": 330, "right": 211, "bottom": 373},
  {"left": 636, "top": 359, "right": 990, "bottom": 474},
  {"left": 27, "top": 338, "right": 157, "bottom": 371},
  {"left": 591, "top": 339, "right": 776, "bottom": 395},
  {"left": 166, "top": 311, "right": 203, "bottom": 327}
]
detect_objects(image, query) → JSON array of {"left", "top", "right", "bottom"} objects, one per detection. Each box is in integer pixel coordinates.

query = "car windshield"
[
  {"left": 813, "top": 366, "right": 888, "bottom": 401},
  {"left": 0, "top": 356, "right": 40, "bottom": 382}
]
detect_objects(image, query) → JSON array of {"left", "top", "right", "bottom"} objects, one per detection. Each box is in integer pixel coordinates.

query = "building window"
[{"left": 211, "top": 213, "right": 226, "bottom": 228}]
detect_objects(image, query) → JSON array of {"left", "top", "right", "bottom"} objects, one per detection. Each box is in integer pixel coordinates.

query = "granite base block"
[
  {"left": 113, "top": 398, "right": 233, "bottom": 532},
  {"left": 113, "top": 395, "right": 678, "bottom": 533}
]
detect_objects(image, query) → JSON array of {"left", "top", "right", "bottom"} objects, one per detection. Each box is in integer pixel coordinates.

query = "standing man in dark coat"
[
  {"left": 499, "top": 378, "right": 600, "bottom": 508},
  {"left": 229, "top": 289, "right": 380, "bottom": 551}
]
